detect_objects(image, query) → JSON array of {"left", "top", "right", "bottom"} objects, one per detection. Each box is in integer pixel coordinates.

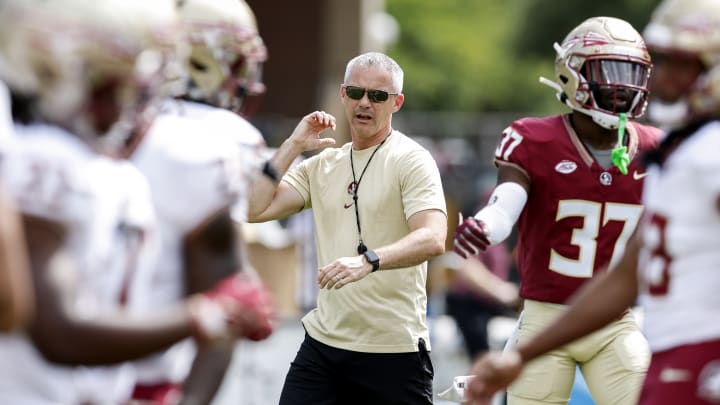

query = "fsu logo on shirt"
[
  {"left": 344, "top": 181, "right": 357, "bottom": 209},
  {"left": 599, "top": 172, "right": 613, "bottom": 186}
]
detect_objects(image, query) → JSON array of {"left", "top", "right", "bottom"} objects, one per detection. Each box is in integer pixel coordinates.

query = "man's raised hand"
[{"left": 288, "top": 110, "right": 337, "bottom": 152}]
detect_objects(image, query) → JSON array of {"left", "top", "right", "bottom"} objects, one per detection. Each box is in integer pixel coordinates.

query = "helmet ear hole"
[
  {"left": 190, "top": 58, "right": 207, "bottom": 72},
  {"left": 559, "top": 75, "right": 569, "bottom": 84}
]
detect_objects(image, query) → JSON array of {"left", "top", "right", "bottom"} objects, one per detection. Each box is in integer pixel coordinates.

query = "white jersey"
[
  {"left": 0, "top": 80, "right": 13, "bottom": 145},
  {"left": 0, "top": 123, "right": 156, "bottom": 404},
  {"left": 130, "top": 99, "right": 265, "bottom": 383},
  {"left": 638, "top": 121, "right": 720, "bottom": 353}
]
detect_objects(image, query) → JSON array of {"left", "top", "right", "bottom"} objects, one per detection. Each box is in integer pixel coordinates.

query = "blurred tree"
[
  {"left": 386, "top": 0, "right": 662, "bottom": 115},
  {"left": 513, "top": 0, "right": 662, "bottom": 59},
  {"left": 386, "top": 0, "right": 537, "bottom": 113}
]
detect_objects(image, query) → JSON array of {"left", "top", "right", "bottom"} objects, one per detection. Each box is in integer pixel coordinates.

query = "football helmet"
[
  {"left": 176, "top": 0, "right": 267, "bottom": 116},
  {"left": 540, "top": 16, "right": 652, "bottom": 129},
  {"left": 0, "top": 0, "right": 41, "bottom": 96},
  {"left": 643, "top": 0, "right": 720, "bottom": 128},
  {"left": 0, "top": 0, "right": 181, "bottom": 157}
]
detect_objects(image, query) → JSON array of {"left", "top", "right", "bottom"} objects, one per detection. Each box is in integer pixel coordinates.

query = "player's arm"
[
  {"left": 454, "top": 164, "right": 529, "bottom": 258},
  {"left": 23, "top": 213, "right": 270, "bottom": 366},
  {"left": 0, "top": 196, "right": 34, "bottom": 332},
  {"left": 454, "top": 255, "right": 519, "bottom": 307},
  {"left": 247, "top": 111, "right": 335, "bottom": 222},
  {"left": 515, "top": 229, "right": 640, "bottom": 361},
  {"left": 23, "top": 214, "right": 196, "bottom": 365},
  {"left": 465, "top": 229, "right": 641, "bottom": 402},
  {"left": 180, "top": 208, "right": 243, "bottom": 405}
]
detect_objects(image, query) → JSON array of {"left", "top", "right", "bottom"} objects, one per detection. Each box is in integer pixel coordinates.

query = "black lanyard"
[{"left": 349, "top": 132, "right": 390, "bottom": 254}]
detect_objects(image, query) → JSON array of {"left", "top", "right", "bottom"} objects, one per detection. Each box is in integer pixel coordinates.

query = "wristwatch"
[{"left": 363, "top": 250, "right": 380, "bottom": 272}]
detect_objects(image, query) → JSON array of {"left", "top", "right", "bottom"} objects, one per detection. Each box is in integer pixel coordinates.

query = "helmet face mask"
[
  {"left": 77, "top": 48, "right": 172, "bottom": 156},
  {"left": 583, "top": 59, "right": 650, "bottom": 115},
  {"left": 545, "top": 16, "right": 653, "bottom": 129}
]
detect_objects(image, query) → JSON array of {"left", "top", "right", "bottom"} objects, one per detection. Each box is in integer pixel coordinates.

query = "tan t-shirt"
[{"left": 283, "top": 130, "right": 446, "bottom": 353}]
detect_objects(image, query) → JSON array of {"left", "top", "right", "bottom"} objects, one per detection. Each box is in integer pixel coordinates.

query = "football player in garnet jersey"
[
  {"left": 454, "top": 16, "right": 663, "bottom": 405},
  {"left": 128, "top": 1, "right": 274, "bottom": 404},
  {"left": 0, "top": 1, "right": 272, "bottom": 403},
  {"left": 465, "top": 1, "right": 720, "bottom": 404}
]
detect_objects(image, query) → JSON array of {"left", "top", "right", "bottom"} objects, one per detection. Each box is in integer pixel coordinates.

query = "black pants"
[{"left": 278, "top": 333, "right": 434, "bottom": 405}]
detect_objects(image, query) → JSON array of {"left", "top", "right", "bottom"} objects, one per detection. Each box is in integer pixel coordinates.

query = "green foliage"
[
  {"left": 512, "top": 0, "right": 662, "bottom": 59},
  {"left": 387, "top": 0, "right": 538, "bottom": 112},
  {"left": 386, "top": 0, "right": 662, "bottom": 114}
]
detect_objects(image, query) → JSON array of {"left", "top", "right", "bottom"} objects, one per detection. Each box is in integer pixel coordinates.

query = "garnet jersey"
[
  {"left": 495, "top": 115, "right": 661, "bottom": 304},
  {"left": 130, "top": 99, "right": 265, "bottom": 384},
  {"left": 0, "top": 123, "right": 155, "bottom": 404},
  {"left": 638, "top": 122, "right": 720, "bottom": 353}
]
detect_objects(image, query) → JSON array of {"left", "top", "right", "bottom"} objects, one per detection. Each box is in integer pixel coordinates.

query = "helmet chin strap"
[
  {"left": 611, "top": 113, "right": 630, "bottom": 174},
  {"left": 590, "top": 111, "right": 620, "bottom": 130}
]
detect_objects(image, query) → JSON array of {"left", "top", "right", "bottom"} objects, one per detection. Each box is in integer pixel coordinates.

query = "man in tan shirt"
[{"left": 248, "top": 52, "right": 447, "bottom": 404}]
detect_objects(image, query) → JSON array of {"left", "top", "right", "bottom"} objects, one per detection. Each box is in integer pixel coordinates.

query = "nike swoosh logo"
[
  {"left": 344, "top": 202, "right": 354, "bottom": 209},
  {"left": 633, "top": 171, "right": 649, "bottom": 180}
]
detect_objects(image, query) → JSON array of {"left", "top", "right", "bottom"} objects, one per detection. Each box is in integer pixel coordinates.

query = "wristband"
[
  {"left": 474, "top": 182, "right": 527, "bottom": 245},
  {"left": 262, "top": 160, "right": 279, "bottom": 182}
]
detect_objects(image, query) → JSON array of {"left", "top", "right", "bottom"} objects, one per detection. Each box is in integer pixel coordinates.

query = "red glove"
[
  {"left": 453, "top": 216, "right": 491, "bottom": 259},
  {"left": 189, "top": 273, "right": 275, "bottom": 343}
]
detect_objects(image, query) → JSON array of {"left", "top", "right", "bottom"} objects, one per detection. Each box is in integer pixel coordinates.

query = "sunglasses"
[{"left": 343, "top": 85, "right": 399, "bottom": 103}]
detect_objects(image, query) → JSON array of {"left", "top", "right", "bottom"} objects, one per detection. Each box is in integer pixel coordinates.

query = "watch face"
[{"left": 364, "top": 250, "right": 380, "bottom": 270}]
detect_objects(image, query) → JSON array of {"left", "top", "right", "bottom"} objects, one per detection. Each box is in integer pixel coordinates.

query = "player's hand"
[
  {"left": 189, "top": 273, "right": 275, "bottom": 343},
  {"left": 288, "top": 111, "right": 337, "bottom": 152},
  {"left": 454, "top": 213, "right": 491, "bottom": 258},
  {"left": 466, "top": 350, "right": 523, "bottom": 404}
]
